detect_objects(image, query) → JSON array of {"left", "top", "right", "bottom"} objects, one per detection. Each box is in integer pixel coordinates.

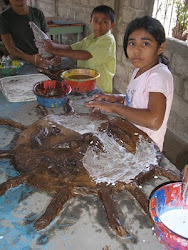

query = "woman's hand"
[
  {"left": 33, "top": 54, "right": 61, "bottom": 68},
  {"left": 33, "top": 54, "right": 50, "bottom": 68},
  {"left": 47, "top": 56, "right": 61, "bottom": 67}
]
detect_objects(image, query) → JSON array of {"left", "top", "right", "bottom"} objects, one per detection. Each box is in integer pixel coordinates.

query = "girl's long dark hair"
[{"left": 123, "top": 16, "right": 169, "bottom": 65}]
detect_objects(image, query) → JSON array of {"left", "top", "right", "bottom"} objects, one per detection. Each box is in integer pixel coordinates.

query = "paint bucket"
[
  {"left": 33, "top": 80, "right": 71, "bottom": 108},
  {"left": 149, "top": 182, "right": 188, "bottom": 250},
  {"left": 61, "top": 68, "right": 100, "bottom": 93}
]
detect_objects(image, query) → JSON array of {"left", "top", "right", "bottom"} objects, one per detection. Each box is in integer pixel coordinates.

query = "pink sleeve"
[{"left": 145, "top": 72, "right": 169, "bottom": 98}]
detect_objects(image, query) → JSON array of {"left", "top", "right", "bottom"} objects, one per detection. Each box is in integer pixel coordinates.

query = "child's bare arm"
[
  {"left": 86, "top": 92, "right": 166, "bottom": 130},
  {"left": 182, "top": 165, "right": 188, "bottom": 203},
  {"left": 44, "top": 39, "right": 71, "bottom": 51},
  {"left": 44, "top": 39, "right": 92, "bottom": 60},
  {"left": 183, "top": 165, "right": 188, "bottom": 183}
]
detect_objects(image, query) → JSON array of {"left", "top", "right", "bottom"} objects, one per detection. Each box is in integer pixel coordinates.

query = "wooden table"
[
  {"left": 48, "top": 20, "right": 85, "bottom": 44},
  {"left": 0, "top": 63, "right": 181, "bottom": 250}
]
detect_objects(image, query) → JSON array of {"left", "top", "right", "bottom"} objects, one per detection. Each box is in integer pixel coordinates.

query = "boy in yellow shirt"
[{"left": 44, "top": 5, "right": 116, "bottom": 93}]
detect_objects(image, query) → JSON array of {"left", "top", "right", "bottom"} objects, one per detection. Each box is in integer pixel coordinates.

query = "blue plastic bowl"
[
  {"left": 33, "top": 80, "right": 71, "bottom": 108},
  {"left": 36, "top": 95, "right": 68, "bottom": 108}
]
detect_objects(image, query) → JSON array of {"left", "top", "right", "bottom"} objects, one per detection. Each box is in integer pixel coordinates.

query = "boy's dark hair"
[
  {"left": 91, "top": 5, "right": 115, "bottom": 23},
  {"left": 123, "top": 15, "right": 169, "bottom": 65},
  {"left": 3, "top": 0, "right": 10, "bottom": 5}
]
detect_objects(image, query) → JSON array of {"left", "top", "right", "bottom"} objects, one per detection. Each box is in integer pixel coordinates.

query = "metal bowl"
[
  {"left": 61, "top": 68, "right": 100, "bottom": 93},
  {"left": 33, "top": 80, "right": 71, "bottom": 108},
  {"left": 0, "top": 60, "right": 24, "bottom": 77}
]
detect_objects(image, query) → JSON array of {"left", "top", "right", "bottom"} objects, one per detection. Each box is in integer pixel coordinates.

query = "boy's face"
[{"left": 90, "top": 12, "right": 115, "bottom": 38}]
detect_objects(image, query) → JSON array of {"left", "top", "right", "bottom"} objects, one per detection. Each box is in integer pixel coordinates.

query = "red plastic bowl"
[
  {"left": 149, "top": 182, "right": 188, "bottom": 250},
  {"left": 65, "top": 79, "right": 96, "bottom": 93}
]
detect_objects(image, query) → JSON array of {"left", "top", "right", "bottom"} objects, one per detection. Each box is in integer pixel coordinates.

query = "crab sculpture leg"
[
  {"left": 34, "top": 186, "right": 70, "bottom": 230},
  {"left": 115, "top": 165, "right": 181, "bottom": 219},
  {"left": 0, "top": 174, "right": 28, "bottom": 196},
  {"left": 0, "top": 150, "right": 14, "bottom": 158},
  {"left": 0, "top": 117, "right": 26, "bottom": 130},
  {"left": 0, "top": 118, "right": 27, "bottom": 195},
  {"left": 98, "top": 185, "right": 127, "bottom": 236}
]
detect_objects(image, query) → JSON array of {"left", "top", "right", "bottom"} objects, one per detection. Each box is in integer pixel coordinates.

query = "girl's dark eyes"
[
  {"left": 143, "top": 42, "right": 149, "bottom": 46},
  {"left": 93, "top": 20, "right": 108, "bottom": 24},
  {"left": 128, "top": 41, "right": 150, "bottom": 46}
]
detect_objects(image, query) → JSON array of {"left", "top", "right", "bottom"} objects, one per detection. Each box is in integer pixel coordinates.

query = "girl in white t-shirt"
[{"left": 86, "top": 16, "right": 173, "bottom": 151}]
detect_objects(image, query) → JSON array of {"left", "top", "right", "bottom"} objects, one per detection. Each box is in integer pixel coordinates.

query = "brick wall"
[
  {"left": 28, "top": 0, "right": 115, "bottom": 44},
  {"left": 113, "top": 0, "right": 155, "bottom": 93},
  {"left": 27, "top": 0, "right": 56, "bottom": 17},
  {"left": 28, "top": 0, "right": 188, "bottom": 143},
  {"left": 165, "top": 39, "right": 188, "bottom": 142}
]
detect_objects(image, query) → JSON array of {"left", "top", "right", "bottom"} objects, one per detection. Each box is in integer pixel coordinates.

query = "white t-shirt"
[{"left": 125, "top": 63, "right": 174, "bottom": 151}]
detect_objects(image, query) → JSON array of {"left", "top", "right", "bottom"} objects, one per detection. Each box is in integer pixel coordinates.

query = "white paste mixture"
[
  {"left": 48, "top": 114, "right": 158, "bottom": 185},
  {"left": 159, "top": 209, "right": 188, "bottom": 238}
]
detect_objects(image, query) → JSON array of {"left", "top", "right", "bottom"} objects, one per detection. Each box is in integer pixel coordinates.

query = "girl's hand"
[
  {"left": 85, "top": 100, "right": 114, "bottom": 113},
  {"left": 88, "top": 94, "right": 125, "bottom": 103},
  {"left": 182, "top": 164, "right": 188, "bottom": 204}
]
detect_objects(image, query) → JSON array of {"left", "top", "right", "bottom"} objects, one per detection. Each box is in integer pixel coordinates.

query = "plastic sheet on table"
[{"left": 0, "top": 74, "right": 50, "bottom": 102}]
